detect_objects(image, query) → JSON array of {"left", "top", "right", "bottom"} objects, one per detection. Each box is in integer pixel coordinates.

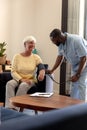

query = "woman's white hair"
[{"left": 23, "top": 36, "right": 36, "bottom": 44}]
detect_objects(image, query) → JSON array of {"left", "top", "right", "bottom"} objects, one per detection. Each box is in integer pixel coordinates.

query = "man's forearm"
[
  {"left": 76, "top": 56, "right": 87, "bottom": 77},
  {"left": 51, "top": 55, "right": 64, "bottom": 72}
]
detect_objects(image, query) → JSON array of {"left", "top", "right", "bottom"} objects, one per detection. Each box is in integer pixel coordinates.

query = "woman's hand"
[{"left": 20, "top": 79, "right": 33, "bottom": 85}]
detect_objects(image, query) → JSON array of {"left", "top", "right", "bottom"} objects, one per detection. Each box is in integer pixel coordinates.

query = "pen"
[{"left": 38, "top": 93, "right": 50, "bottom": 95}]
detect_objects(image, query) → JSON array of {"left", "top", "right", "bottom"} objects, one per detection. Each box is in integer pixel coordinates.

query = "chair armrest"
[{"left": 0, "top": 72, "right": 12, "bottom": 85}]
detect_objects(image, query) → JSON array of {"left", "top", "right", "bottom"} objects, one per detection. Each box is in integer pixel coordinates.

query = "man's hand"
[
  {"left": 70, "top": 74, "right": 80, "bottom": 82},
  {"left": 45, "top": 69, "right": 53, "bottom": 74}
]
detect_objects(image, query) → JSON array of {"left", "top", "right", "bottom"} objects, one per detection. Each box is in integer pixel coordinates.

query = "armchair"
[{"left": 0, "top": 64, "right": 53, "bottom": 104}]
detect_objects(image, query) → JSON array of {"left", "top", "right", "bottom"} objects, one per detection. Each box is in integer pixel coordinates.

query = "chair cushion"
[{"left": 1, "top": 107, "right": 29, "bottom": 122}]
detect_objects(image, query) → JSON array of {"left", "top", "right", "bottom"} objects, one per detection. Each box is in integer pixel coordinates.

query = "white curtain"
[
  {"left": 66, "top": 0, "right": 80, "bottom": 94},
  {"left": 67, "top": 0, "right": 80, "bottom": 34}
]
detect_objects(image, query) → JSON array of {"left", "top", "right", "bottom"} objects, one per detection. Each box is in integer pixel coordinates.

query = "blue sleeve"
[
  {"left": 58, "top": 45, "right": 64, "bottom": 56},
  {"left": 74, "top": 38, "right": 87, "bottom": 57}
]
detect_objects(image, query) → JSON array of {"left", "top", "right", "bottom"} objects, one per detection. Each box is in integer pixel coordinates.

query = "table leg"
[{"left": 19, "top": 107, "right": 24, "bottom": 112}]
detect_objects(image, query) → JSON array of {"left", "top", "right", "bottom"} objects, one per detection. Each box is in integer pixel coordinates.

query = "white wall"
[
  {"left": 0, "top": 0, "right": 11, "bottom": 59},
  {"left": 0, "top": 0, "right": 62, "bottom": 92},
  {"left": 9, "top": 0, "right": 35, "bottom": 57},
  {"left": 34, "top": 0, "right": 62, "bottom": 92}
]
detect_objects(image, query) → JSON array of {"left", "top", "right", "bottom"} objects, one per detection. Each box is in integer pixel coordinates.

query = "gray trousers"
[{"left": 5, "top": 79, "right": 35, "bottom": 108}]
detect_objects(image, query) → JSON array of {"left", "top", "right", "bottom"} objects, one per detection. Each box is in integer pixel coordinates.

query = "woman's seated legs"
[{"left": 5, "top": 79, "right": 18, "bottom": 108}]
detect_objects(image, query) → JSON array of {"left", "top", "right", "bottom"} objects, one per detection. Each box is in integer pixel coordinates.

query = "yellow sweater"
[{"left": 11, "top": 53, "right": 43, "bottom": 82}]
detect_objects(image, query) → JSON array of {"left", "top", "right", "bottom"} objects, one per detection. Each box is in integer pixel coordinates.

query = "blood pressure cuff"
[{"left": 37, "top": 63, "right": 45, "bottom": 71}]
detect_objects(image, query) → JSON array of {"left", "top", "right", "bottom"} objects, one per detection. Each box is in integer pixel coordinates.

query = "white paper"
[
  {"left": 5, "top": 65, "right": 11, "bottom": 71},
  {"left": 30, "top": 92, "right": 53, "bottom": 97}
]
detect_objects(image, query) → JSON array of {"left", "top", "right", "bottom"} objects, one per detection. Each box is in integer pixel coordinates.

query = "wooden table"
[{"left": 10, "top": 93, "right": 84, "bottom": 112}]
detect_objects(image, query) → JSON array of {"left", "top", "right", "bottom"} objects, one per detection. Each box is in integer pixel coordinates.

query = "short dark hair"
[{"left": 50, "top": 28, "right": 61, "bottom": 38}]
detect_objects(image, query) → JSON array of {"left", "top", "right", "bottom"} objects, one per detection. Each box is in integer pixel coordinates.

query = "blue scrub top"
[{"left": 58, "top": 33, "right": 87, "bottom": 72}]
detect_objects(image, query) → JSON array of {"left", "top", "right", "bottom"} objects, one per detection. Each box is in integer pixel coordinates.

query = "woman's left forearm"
[
  {"left": 38, "top": 69, "right": 45, "bottom": 81},
  {"left": 39, "top": 69, "right": 45, "bottom": 76}
]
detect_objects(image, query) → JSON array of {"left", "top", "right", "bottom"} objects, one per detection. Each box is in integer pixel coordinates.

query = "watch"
[
  {"left": 19, "top": 79, "right": 22, "bottom": 84},
  {"left": 76, "top": 73, "right": 80, "bottom": 78}
]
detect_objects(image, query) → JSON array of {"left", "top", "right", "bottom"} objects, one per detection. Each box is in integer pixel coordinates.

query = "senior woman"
[{"left": 5, "top": 36, "right": 45, "bottom": 109}]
